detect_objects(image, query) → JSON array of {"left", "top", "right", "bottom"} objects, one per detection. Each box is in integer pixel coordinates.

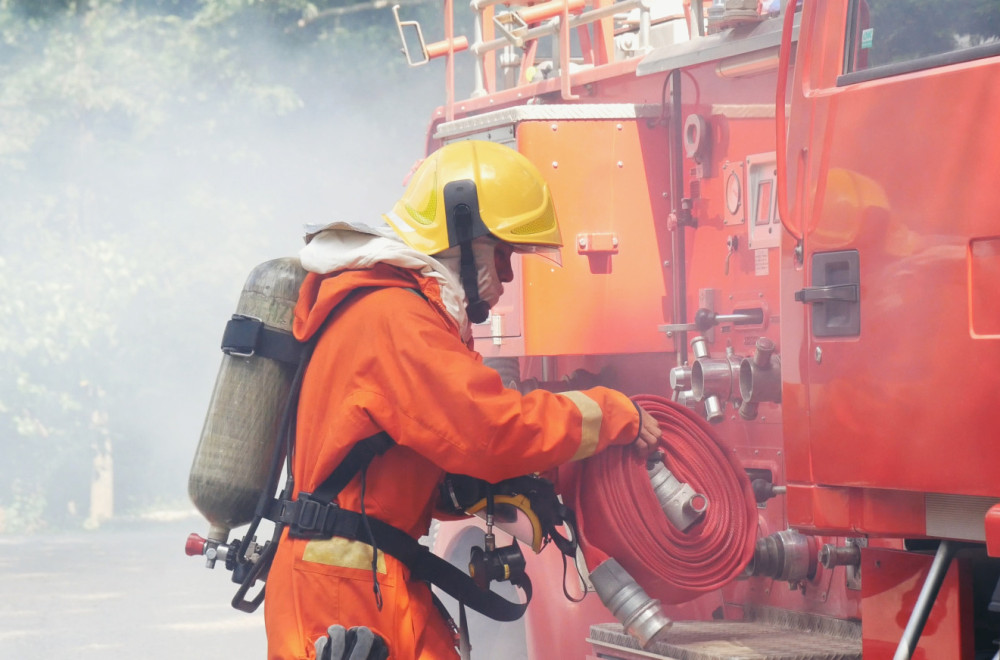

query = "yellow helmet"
[{"left": 383, "top": 140, "right": 562, "bottom": 256}]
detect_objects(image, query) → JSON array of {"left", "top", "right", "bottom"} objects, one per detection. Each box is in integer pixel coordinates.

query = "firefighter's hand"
[
  {"left": 634, "top": 404, "right": 661, "bottom": 456},
  {"left": 315, "top": 625, "right": 389, "bottom": 660}
]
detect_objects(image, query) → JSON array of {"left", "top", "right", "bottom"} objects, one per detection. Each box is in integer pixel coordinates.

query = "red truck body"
[{"left": 397, "top": 1, "right": 1000, "bottom": 656}]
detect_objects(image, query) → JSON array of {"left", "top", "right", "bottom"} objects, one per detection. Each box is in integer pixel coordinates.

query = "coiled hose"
[{"left": 562, "top": 394, "right": 757, "bottom": 604}]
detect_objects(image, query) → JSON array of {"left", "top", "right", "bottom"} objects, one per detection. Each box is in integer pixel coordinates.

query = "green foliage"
[
  {"left": 0, "top": 479, "right": 49, "bottom": 534},
  {"left": 0, "top": 0, "right": 441, "bottom": 531}
]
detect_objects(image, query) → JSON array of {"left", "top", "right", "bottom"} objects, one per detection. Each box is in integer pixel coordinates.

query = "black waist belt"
[{"left": 270, "top": 495, "right": 530, "bottom": 622}]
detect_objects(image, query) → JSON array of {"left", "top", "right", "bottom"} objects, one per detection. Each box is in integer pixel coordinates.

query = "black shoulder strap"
[{"left": 311, "top": 431, "right": 395, "bottom": 503}]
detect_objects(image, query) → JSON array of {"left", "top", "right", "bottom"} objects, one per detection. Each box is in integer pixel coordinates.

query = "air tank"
[{"left": 188, "top": 257, "right": 307, "bottom": 544}]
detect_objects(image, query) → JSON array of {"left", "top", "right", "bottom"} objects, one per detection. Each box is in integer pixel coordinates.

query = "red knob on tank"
[{"left": 185, "top": 533, "right": 207, "bottom": 557}]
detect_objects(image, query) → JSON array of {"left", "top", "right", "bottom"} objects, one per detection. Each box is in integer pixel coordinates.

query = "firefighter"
[{"left": 263, "top": 140, "right": 662, "bottom": 660}]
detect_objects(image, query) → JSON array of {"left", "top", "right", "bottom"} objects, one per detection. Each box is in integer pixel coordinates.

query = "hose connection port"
[
  {"left": 689, "top": 336, "right": 742, "bottom": 424},
  {"left": 738, "top": 337, "right": 781, "bottom": 420}
]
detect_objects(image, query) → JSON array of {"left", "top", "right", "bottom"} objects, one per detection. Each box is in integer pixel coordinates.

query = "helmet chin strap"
[{"left": 454, "top": 204, "right": 491, "bottom": 324}]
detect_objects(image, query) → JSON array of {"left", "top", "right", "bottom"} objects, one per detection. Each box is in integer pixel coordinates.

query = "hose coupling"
[
  {"left": 691, "top": 344, "right": 741, "bottom": 401},
  {"left": 692, "top": 359, "right": 731, "bottom": 399},
  {"left": 703, "top": 395, "right": 725, "bottom": 424},
  {"left": 669, "top": 365, "right": 692, "bottom": 391},
  {"left": 738, "top": 337, "right": 781, "bottom": 419},
  {"left": 590, "top": 558, "right": 672, "bottom": 649},
  {"left": 688, "top": 337, "right": 742, "bottom": 424},
  {"left": 647, "top": 455, "right": 708, "bottom": 532},
  {"left": 749, "top": 529, "right": 818, "bottom": 582}
]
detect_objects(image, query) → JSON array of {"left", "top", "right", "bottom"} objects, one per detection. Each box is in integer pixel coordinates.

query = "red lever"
[{"left": 186, "top": 532, "right": 207, "bottom": 557}]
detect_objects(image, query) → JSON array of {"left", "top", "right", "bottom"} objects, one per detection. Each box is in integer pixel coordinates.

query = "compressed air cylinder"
[{"left": 188, "top": 257, "right": 307, "bottom": 544}]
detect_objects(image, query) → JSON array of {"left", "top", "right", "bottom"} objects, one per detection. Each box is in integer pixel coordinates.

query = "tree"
[{"left": 0, "top": 0, "right": 443, "bottom": 532}]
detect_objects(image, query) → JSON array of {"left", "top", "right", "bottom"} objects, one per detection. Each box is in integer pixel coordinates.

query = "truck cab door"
[{"left": 780, "top": 0, "right": 1000, "bottom": 536}]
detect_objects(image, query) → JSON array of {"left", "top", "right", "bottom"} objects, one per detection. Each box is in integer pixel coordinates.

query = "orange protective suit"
[{"left": 263, "top": 262, "right": 640, "bottom": 660}]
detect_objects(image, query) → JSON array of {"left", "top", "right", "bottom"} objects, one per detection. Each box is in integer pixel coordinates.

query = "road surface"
[{"left": 0, "top": 513, "right": 267, "bottom": 658}]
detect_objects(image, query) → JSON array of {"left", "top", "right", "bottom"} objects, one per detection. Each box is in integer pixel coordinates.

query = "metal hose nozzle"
[
  {"left": 590, "top": 558, "right": 672, "bottom": 649},
  {"left": 647, "top": 456, "right": 708, "bottom": 532}
]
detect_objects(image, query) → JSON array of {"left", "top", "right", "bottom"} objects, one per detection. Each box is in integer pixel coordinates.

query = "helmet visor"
[{"left": 510, "top": 243, "right": 562, "bottom": 267}]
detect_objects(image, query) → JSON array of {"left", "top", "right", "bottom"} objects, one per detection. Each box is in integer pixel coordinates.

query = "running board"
[{"left": 588, "top": 606, "right": 861, "bottom": 660}]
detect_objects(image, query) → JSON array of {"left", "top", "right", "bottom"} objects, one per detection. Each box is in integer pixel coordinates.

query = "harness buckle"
[{"left": 289, "top": 493, "right": 339, "bottom": 539}]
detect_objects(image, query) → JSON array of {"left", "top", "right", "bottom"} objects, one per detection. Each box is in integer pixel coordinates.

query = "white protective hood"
[{"left": 300, "top": 220, "right": 499, "bottom": 344}]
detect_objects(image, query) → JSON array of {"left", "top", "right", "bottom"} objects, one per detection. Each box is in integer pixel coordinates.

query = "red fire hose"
[{"left": 561, "top": 394, "right": 757, "bottom": 604}]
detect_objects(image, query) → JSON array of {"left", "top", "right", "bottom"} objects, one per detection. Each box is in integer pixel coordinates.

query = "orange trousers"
[{"left": 265, "top": 530, "right": 459, "bottom": 659}]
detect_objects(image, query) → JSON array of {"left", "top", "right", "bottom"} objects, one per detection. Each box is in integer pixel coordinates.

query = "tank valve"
[
  {"left": 186, "top": 532, "right": 233, "bottom": 570},
  {"left": 738, "top": 337, "right": 781, "bottom": 420},
  {"left": 590, "top": 558, "right": 672, "bottom": 649},
  {"left": 647, "top": 454, "right": 707, "bottom": 532}
]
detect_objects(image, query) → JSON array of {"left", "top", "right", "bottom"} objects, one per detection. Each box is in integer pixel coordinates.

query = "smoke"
[{"left": 0, "top": 1, "right": 448, "bottom": 530}]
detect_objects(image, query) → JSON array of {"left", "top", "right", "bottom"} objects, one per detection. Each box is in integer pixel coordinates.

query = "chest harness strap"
[{"left": 268, "top": 433, "right": 532, "bottom": 623}]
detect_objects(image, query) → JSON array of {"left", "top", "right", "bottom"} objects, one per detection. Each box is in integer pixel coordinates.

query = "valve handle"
[
  {"left": 662, "top": 307, "right": 764, "bottom": 334},
  {"left": 185, "top": 533, "right": 207, "bottom": 557}
]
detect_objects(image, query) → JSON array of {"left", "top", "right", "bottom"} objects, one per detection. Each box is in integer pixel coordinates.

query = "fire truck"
[{"left": 388, "top": 0, "right": 1000, "bottom": 657}]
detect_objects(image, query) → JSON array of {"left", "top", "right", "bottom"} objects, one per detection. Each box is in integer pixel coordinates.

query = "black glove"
[{"left": 314, "top": 625, "right": 390, "bottom": 660}]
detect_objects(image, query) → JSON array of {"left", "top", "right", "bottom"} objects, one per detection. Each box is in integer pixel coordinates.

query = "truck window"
[{"left": 841, "top": 0, "right": 1000, "bottom": 84}]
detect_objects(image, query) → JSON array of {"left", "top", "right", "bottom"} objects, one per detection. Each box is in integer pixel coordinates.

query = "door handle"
[{"left": 794, "top": 283, "right": 858, "bottom": 304}]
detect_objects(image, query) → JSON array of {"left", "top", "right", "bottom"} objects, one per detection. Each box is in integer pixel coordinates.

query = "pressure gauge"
[
  {"left": 726, "top": 170, "right": 742, "bottom": 215},
  {"left": 723, "top": 161, "right": 746, "bottom": 226}
]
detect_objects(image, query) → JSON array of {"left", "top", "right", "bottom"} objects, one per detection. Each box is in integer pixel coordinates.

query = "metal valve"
[
  {"left": 819, "top": 543, "right": 862, "bottom": 569},
  {"left": 689, "top": 336, "right": 741, "bottom": 424},
  {"left": 186, "top": 532, "right": 233, "bottom": 569},
  {"left": 738, "top": 337, "right": 781, "bottom": 420},
  {"left": 186, "top": 531, "right": 264, "bottom": 572}
]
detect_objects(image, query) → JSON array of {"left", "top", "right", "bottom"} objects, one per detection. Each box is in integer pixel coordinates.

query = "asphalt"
[{"left": 0, "top": 513, "right": 266, "bottom": 658}]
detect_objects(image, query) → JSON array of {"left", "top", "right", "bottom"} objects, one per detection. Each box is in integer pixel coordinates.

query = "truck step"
[{"left": 587, "top": 606, "right": 861, "bottom": 660}]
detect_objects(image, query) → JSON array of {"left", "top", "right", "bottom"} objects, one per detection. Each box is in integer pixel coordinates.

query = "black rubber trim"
[{"left": 838, "top": 41, "right": 1000, "bottom": 86}]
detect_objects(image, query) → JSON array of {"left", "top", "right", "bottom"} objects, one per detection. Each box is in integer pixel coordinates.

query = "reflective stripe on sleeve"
[{"left": 560, "top": 390, "right": 604, "bottom": 461}]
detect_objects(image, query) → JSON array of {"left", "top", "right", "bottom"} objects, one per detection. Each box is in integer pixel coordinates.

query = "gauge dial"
[{"left": 726, "top": 170, "right": 742, "bottom": 215}]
